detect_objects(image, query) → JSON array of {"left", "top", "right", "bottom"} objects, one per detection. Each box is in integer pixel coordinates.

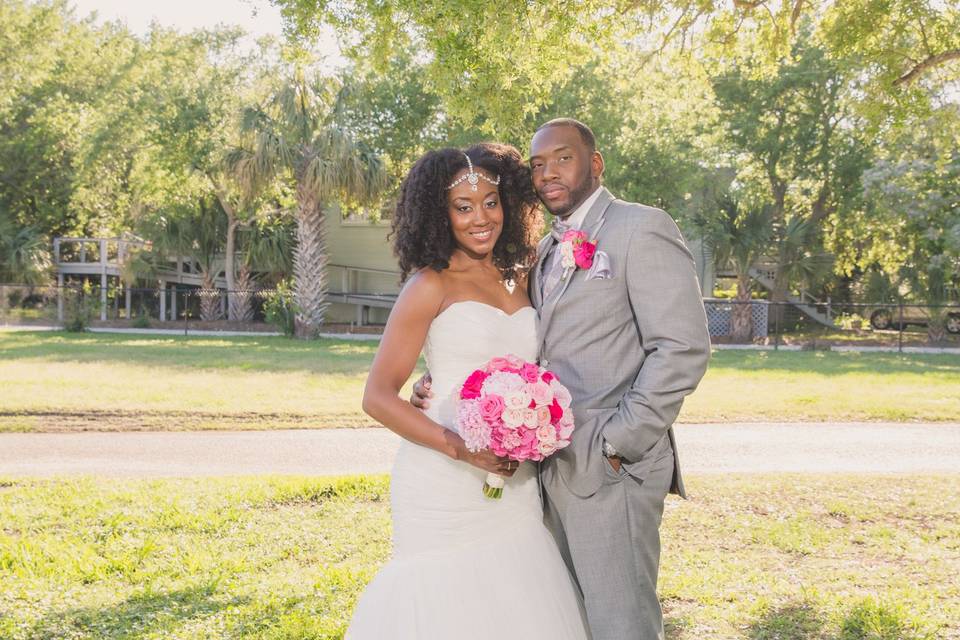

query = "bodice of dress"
[{"left": 421, "top": 301, "right": 538, "bottom": 429}]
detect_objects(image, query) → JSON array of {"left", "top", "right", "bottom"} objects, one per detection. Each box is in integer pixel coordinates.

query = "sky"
[{"left": 68, "top": 0, "right": 342, "bottom": 60}]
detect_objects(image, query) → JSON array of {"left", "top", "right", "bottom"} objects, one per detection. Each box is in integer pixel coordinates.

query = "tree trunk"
[
  {"left": 231, "top": 265, "right": 256, "bottom": 323},
  {"left": 211, "top": 176, "right": 239, "bottom": 321},
  {"left": 731, "top": 276, "right": 754, "bottom": 342},
  {"left": 927, "top": 309, "right": 946, "bottom": 344},
  {"left": 293, "top": 185, "right": 328, "bottom": 339},
  {"left": 199, "top": 273, "right": 222, "bottom": 322}
]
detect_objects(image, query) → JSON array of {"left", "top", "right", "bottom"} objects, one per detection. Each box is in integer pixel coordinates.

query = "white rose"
[
  {"left": 501, "top": 407, "right": 525, "bottom": 428},
  {"left": 522, "top": 408, "right": 539, "bottom": 428},
  {"left": 550, "top": 380, "right": 573, "bottom": 408},
  {"left": 503, "top": 388, "right": 531, "bottom": 411}
]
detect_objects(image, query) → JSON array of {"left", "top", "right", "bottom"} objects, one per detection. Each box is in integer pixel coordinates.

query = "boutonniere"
[{"left": 559, "top": 229, "right": 598, "bottom": 273}]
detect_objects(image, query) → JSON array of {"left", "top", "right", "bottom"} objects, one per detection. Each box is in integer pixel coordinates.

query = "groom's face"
[{"left": 529, "top": 125, "right": 602, "bottom": 218}]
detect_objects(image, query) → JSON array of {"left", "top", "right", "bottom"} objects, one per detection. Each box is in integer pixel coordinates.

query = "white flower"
[
  {"left": 522, "top": 408, "right": 539, "bottom": 428},
  {"left": 503, "top": 388, "right": 532, "bottom": 411},
  {"left": 483, "top": 371, "right": 526, "bottom": 397},
  {"left": 502, "top": 407, "right": 525, "bottom": 428},
  {"left": 559, "top": 241, "right": 576, "bottom": 269}
]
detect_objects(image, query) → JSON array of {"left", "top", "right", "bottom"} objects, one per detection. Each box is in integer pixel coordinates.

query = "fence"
[{"left": 2, "top": 283, "right": 959, "bottom": 349}]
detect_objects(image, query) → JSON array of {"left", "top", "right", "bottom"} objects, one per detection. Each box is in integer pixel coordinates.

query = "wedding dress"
[{"left": 346, "top": 300, "right": 589, "bottom": 639}]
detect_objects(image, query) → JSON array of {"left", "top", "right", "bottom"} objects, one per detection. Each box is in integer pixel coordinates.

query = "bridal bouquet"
[{"left": 456, "top": 354, "right": 575, "bottom": 499}]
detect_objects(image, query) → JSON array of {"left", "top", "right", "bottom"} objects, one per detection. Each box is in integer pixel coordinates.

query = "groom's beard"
[{"left": 542, "top": 172, "right": 595, "bottom": 219}]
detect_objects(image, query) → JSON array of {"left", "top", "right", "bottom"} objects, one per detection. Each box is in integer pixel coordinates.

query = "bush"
[
  {"left": 63, "top": 282, "right": 96, "bottom": 332},
  {"left": 132, "top": 306, "right": 151, "bottom": 328},
  {"left": 263, "top": 280, "right": 298, "bottom": 337}
]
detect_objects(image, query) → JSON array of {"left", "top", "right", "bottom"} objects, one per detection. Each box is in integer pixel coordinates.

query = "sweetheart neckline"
[{"left": 434, "top": 300, "right": 537, "bottom": 323}]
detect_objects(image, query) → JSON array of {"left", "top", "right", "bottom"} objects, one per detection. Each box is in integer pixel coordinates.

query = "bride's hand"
[{"left": 443, "top": 431, "right": 517, "bottom": 477}]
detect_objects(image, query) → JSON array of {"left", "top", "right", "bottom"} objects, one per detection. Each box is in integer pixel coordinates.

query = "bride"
[{"left": 347, "top": 143, "right": 589, "bottom": 639}]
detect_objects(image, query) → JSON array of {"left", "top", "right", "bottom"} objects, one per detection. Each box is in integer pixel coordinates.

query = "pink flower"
[
  {"left": 528, "top": 380, "right": 553, "bottom": 406},
  {"left": 505, "top": 354, "right": 525, "bottom": 369},
  {"left": 537, "top": 424, "right": 557, "bottom": 442},
  {"left": 538, "top": 440, "right": 559, "bottom": 456},
  {"left": 478, "top": 394, "right": 505, "bottom": 425},
  {"left": 550, "top": 380, "right": 573, "bottom": 408},
  {"left": 488, "top": 357, "right": 513, "bottom": 372},
  {"left": 522, "top": 408, "right": 539, "bottom": 428},
  {"left": 573, "top": 241, "right": 596, "bottom": 270},
  {"left": 519, "top": 363, "right": 540, "bottom": 384},
  {"left": 460, "top": 369, "right": 489, "bottom": 400},
  {"left": 457, "top": 400, "right": 490, "bottom": 452},
  {"left": 562, "top": 229, "right": 587, "bottom": 244},
  {"left": 541, "top": 371, "right": 555, "bottom": 384},
  {"left": 549, "top": 399, "right": 564, "bottom": 425},
  {"left": 502, "top": 430, "right": 522, "bottom": 451}
]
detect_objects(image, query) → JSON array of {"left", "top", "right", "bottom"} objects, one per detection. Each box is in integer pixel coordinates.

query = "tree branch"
[{"left": 893, "top": 49, "right": 960, "bottom": 86}]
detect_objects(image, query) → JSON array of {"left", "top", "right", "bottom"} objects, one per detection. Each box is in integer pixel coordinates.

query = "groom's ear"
[{"left": 591, "top": 151, "right": 605, "bottom": 181}]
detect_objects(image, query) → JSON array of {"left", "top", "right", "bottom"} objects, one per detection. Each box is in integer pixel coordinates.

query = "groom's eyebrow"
[{"left": 529, "top": 144, "right": 573, "bottom": 161}]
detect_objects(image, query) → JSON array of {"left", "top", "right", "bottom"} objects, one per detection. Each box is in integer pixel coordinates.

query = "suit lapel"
[
  {"left": 537, "top": 188, "right": 616, "bottom": 351},
  {"left": 530, "top": 234, "right": 553, "bottom": 311}
]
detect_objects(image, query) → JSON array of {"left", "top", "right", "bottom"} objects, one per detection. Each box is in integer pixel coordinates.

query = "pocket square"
[{"left": 586, "top": 250, "right": 612, "bottom": 280}]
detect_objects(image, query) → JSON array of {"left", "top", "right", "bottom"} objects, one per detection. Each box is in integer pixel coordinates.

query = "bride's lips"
[{"left": 470, "top": 228, "right": 494, "bottom": 242}]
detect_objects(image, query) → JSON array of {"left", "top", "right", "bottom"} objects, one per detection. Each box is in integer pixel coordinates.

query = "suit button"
[{"left": 542, "top": 359, "right": 549, "bottom": 368}]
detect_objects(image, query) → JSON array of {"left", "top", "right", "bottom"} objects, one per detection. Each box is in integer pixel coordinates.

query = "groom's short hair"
[{"left": 536, "top": 118, "right": 596, "bottom": 153}]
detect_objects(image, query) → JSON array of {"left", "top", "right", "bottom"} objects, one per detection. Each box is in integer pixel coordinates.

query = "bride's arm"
[{"left": 362, "top": 271, "right": 512, "bottom": 475}]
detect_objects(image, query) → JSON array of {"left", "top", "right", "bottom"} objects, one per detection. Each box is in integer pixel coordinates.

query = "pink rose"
[
  {"left": 460, "top": 369, "right": 489, "bottom": 400},
  {"left": 505, "top": 354, "right": 525, "bottom": 369},
  {"left": 501, "top": 407, "right": 525, "bottom": 428},
  {"left": 562, "top": 229, "right": 587, "bottom": 243},
  {"left": 478, "top": 394, "right": 505, "bottom": 425},
  {"left": 548, "top": 399, "right": 564, "bottom": 425},
  {"left": 536, "top": 424, "right": 556, "bottom": 442},
  {"left": 528, "top": 380, "right": 553, "bottom": 406},
  {"left": 573, "top": 241, "right": 596, "bottom": 270},
  {"left": 519, "top": 363, "right": 540, "bottom": 383},
  {"left": 488, "top": 357, "right": 513, "bottom": 372},
  {"left": 550, "top": 380, "right": 573, "bottom": 408},
  {"left": 538, "top": 440, "right": 559, "bottom": 457},
  {"left": 522, "top": 408, "right": 539, "bottom": 428},
  {"left": 541, "top": 371, "right": 555, "bottom": 384},
  {"left": 502, "top": 430, "right": 522, "bottom": 451}
]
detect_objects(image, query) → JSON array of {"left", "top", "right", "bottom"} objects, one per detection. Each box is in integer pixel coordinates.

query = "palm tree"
[
  {"left": 0, "top": 210, "right": 51, "bottom": 286},
  {"left": 126, "top": 199, "right": 227, "bottom": 322},
  {"left": 231, "top": 219, "right": 294, "bottom": 322},
  {"left": 710, "top": 197, "right": 774, "bottom": 342},
  {"left": 227, "top": 71, "right": 387, "bottom": 338}
]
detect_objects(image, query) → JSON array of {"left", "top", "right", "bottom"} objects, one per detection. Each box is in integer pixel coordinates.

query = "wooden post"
[
  {"left": 125, "top": 282, "right": 132, "bottom": 319},
  {"left": 57, "top": 272, "right": 64, "bottom": 322},
  {"left": 99, "top": 239, "right": 107, "bottom": 321},
  {"left": 159, "top": 280, "right": 166, "bottom": 321}
]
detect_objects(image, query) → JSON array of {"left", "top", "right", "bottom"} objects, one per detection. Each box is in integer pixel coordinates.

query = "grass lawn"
[
  {"left": 0, "top": 331, "right": 958, "bottom": 432},
  {"left": 0, "top": 474, "right": 956, "bottom": 639}
]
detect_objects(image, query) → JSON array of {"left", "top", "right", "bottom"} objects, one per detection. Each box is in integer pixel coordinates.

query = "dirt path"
[{"left": 1, "top": 422, "right": 958, "bottom": 477}]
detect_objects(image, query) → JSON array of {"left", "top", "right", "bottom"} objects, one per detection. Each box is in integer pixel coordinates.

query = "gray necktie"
[{"left": 541, "top": 219, "right": 572, "bottom": 300}]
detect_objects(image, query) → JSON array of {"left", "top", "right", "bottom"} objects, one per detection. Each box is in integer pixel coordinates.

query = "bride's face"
[{"left": 446, "top": 168, "right": 503, "bottom": 258}]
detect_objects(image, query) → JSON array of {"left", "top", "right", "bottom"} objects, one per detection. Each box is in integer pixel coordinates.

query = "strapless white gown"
[{"left": 346, "top": 301, "right": 589, "bottom": 640}]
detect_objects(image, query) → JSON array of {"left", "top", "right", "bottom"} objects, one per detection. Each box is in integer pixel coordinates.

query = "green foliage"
[
  {"left": 0, "top": 210, "right": 51, "bottom": 285},
  {"left": 62, "top": 282, "right": 96, "bottom": 332},
  {"left": 263, "top": 279, "right": 299, "bottom": 336}
]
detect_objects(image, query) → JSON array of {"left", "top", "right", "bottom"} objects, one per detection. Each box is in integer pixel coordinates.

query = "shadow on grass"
[
  {"left": 745, "top": 598, "right": 939, "bottom": 640},
  {"left": 27, "top": 582, "right": 247, "bottom": 639},
  {"left": 748, "top": 601, "right": 825, "bottom": 639}
]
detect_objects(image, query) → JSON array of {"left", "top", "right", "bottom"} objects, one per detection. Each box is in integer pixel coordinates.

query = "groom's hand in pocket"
[{"left": 410, "top": 372, "right": 433, "bottom": 409}]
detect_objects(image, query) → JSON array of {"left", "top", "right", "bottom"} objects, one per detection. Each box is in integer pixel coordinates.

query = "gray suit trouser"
[{"left": 543, "top": 436, "right": 674, "bottom": 640}]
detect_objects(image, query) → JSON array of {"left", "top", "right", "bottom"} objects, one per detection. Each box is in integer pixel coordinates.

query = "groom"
[{"left": 417, "top": 118, "right": 710, "bottom": 639}]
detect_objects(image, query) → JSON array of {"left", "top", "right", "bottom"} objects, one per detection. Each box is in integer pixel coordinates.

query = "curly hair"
[{"left": 391, "top": 142, "right": 542, "bottom": 283}]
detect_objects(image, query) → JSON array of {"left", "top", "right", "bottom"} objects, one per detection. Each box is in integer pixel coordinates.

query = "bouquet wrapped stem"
[{"left": 482, "top": 473, "right": 505, "bottom": 499}]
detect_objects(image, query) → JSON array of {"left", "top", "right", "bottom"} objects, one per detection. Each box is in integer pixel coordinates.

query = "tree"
[
  {"left": 129, "top": 200, "right": 228, "bottom": 322},
  {"left": 0, "top": 210, "right": 51, "bottom": 285},
  {"left": 231, "top": 217, "right": 295, "bottom": 322},
  {"left": 228, "top": 70, "right": 387, "bottom": 337},
  {"left": 701, "top": 197, "right": 774, "bottom": 341}
]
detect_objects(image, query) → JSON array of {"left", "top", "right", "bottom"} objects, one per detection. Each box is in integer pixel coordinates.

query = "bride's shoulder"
[{"left": 395, "top": 268, "right": 446, "bottom": 315}]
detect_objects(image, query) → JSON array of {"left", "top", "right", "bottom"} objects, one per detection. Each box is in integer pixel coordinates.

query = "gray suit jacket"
[{"left": 532, "top": 187, "right": 710, "bottom": 499}]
